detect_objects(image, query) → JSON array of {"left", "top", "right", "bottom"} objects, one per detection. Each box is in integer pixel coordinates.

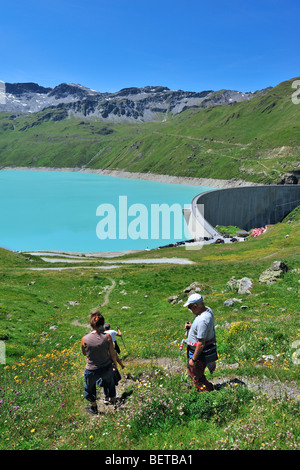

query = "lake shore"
[{"left": 0, "top": 166, "right": 259, "bottom": 189}]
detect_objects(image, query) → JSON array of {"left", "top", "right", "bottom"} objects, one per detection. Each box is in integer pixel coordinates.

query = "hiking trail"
[{"left": 72, "top": 278, "right": 116, "bottom": 328}]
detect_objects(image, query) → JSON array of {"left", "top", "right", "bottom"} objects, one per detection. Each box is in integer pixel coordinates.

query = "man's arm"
[
  {"left": 116, "top": 326, "right": 122, "bottom": 337},
  {"left": 189, "top": 338, "right": 205, "bottom": 367}
]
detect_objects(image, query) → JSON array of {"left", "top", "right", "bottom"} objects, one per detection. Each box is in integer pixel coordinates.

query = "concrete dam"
[{"left": 184, "top": 185, "right": 300, "bottom": 239}]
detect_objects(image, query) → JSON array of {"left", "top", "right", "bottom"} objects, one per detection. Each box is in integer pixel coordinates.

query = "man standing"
[
  {"left": 184, "top": 293, "right": 217, "bottom": 392},
  {"left": 104, "top": 323, "right": 122, "bottom": 354}
]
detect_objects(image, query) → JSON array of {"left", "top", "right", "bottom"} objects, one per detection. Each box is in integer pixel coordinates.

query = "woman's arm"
[{"left": 81, "top": 337, "right": 87, "bottom": 356}]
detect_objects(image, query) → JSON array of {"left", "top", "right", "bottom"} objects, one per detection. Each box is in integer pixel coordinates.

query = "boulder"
[
  {"left": 226, "top": 276, "right": 253, "bottom": 294},
  {"left": 183, "top": 282, "right": 202, "bottom": 293},
  {"left": 278, "top": 174, "right": 298, "bottom": 185},
  {"left": 224, "top": 298, "right": 242, "bottom": 307},
  {"left": 168, "top": 295, "right": 179, "bottom": 305},
  {"left": 259, "top": 261, "right": 289, "bottom": 284},
  {"left": 237, "top": 277, "right": 253, "bottom": 294},
  {"left": 68, "top": 301, "right": 80, "bottom": 306},
  {"left": 226, "top": 276, "right": 238, "bottom": 291}
]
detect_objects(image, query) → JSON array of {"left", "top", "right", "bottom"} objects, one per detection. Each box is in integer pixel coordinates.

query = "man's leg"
[{"left": 188, "top": 360, "right": 214, "bottom": 392}]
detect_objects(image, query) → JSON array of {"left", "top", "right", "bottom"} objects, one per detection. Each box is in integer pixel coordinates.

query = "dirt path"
[
  {"left": 83, "top": 355, "right": 300, "bottom": 415},
  {"left": 117, "top": 357, "right": 300, "bottom": 402},
  {"left": 100, "top": 278, "right": 116, "bottom": 307},
  {"left": 72, "top": 278, "right": 116, "bottom": 328}
]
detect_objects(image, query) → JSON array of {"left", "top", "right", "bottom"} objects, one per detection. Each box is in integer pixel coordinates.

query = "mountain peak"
[
  {"left": 5, "top": 82, "right": 52, "bottom": 95},
  {"left": 0, "top": 80, "right": 270, "bottom": 122},
  {"left": 48, "top": 83, "right": 100, "bottom": 99}
]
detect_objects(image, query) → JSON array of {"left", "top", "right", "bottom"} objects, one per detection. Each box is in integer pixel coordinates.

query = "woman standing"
[{"left": 81, "top": 311, "right": 120, "bottom": 415}]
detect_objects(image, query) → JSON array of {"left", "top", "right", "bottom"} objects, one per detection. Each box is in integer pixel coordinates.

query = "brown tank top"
[{"left": 83, "top": 329, "right": 112, "bottom": 370}]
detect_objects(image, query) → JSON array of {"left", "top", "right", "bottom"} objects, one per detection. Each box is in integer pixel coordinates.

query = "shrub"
[
  {"left": 126, "top": 389, "right": 183, "bottom": 437},
  {"left": 124, "top": 379, "right": 254, "bottom": 441},
  {"left": 182, "top": 384, "right": 254, "bottom": 423}
]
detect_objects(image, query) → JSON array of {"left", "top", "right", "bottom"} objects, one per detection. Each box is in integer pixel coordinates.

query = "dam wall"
[{"left": 192, "top": 185, "right": 300, "bottom": 236}]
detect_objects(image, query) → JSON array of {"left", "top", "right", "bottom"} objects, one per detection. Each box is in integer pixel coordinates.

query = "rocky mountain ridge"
[{"left": 0, "top": 81, "right": 271, "bottom": 123}]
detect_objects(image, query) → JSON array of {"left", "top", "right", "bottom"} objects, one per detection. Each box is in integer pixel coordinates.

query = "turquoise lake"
[{"left": 0, "top": 170, "right": 213, "bottom": 253}]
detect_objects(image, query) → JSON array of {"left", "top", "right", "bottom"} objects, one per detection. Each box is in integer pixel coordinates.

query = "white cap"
[{"left": 183, "top": 293, "right": 203, "bottom": 307}]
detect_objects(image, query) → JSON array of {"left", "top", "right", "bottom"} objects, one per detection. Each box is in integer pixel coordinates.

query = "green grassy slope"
[
  {"left": 0, "top": 208, "right": 299, "bottom": 450},
  {"left": 0, "top": 77, "right": 300, "bottom": 184}
]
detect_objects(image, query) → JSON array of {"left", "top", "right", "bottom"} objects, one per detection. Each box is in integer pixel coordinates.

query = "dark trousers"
[
  {"left": 84, "top": 365, "right": 116, "bottom": 402},
  {"left": 187, "top": 359, "right": 214, "bottom": 392}
]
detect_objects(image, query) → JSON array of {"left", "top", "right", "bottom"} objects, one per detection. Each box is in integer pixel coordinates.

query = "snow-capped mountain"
[{"left": 0, "top": 81, "right": 270, "bottom": 122}]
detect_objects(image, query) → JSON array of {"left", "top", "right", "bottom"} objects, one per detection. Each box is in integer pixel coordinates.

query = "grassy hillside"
[
  {"left": 0, "top": 207, "right": 299, "bottom": 450},
  {"left": 0, "top": 76, "right": 300, "bottom": 184}
]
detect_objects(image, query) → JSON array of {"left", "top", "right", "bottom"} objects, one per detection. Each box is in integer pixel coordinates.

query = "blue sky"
[{"left": 0, "top": 0, "right": 299, "bottom": 93}]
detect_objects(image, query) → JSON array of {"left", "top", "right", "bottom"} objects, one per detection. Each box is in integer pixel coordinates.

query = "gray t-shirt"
[{"left": 187, "top": 307, "right": 215, "bottom": 349}]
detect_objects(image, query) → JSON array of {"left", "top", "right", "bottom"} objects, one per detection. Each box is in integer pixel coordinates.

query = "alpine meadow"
[{"left": 0, "top": 75, "right": 300, "bottom": 452}]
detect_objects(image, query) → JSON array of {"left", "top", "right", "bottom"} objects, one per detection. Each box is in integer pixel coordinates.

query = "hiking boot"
[
  {"left": 213, "top": 383, "right": 222, "bottom": 391},
  {"left": 104, "top": 397, "right": 110, "bottom": 405},
  {"left": 109, "top": 397, "right": 117, "bottom": 406},
  {"left": 86, "top": 404, "right": 98, "bottom": 415},
  {"left": 120, "top": 390, "right": 133, "bottom": 403}
]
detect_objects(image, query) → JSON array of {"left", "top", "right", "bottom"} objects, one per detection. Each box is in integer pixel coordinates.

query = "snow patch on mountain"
[{"left": 0, "top": 81, "right": 270, "bottom": 122}]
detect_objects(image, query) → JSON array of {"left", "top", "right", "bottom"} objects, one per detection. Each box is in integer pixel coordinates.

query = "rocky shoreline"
[{"left": 1, "top": 166, "right": 260, "bottom": 189}]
